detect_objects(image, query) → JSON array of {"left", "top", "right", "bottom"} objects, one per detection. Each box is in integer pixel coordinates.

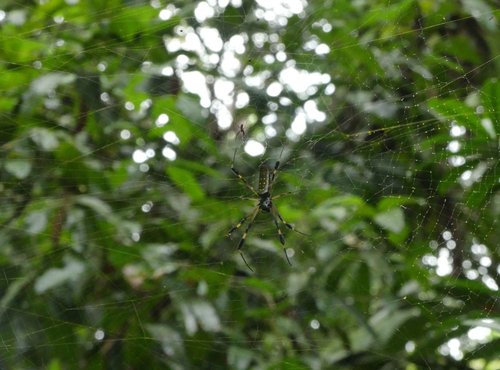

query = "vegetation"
[{"left": 1, "top": 0, "right": 498, "bottom": 369}]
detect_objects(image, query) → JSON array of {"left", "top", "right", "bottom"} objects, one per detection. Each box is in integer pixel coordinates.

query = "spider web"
[{"left": 0, "top": 0, "right": 499, "bottom": 369}]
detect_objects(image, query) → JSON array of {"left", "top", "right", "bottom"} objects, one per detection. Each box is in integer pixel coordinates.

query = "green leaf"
[
  {"left": 228, "top": 346, "right": 254, "bottom": 370},
  {"left": 335, "top": 31, "right": 384, "bottom": 76},
  {"left": 183, "top": 303, "right": 220, "bottom": 336},
  {"left": 174, "top": 158, "right": 223, "bottom": 179},
  {"left": 377, "top": 196, "right": 426, "bottom": 210},
  {"left": 481, "top": 78, "right": 500, "bottom": 133},
  {"left": 177, "top": 94, "right": 206, "bottom": 124},
  {"left": 0, "top": 68, "right": 32, "bottom": 91},
  {"left": 25, "top": 210, "right": 48, "bottom": 234},
  {"left": 5, "top": 159, "right": 31, "bottom": 179},
  {"left": 462, "top": 0, "right": 497, "bottom": 31},
  {"left": 362, "top": 0, "right": 416, "bottom": 27},
  {"left": 145, "top": 324, "right": 185, "bottom": 358},
  {"left": 122, "top": 73, "right": 149, "bottom": 107},
  {"left": 191, "top": 300, "right": 221, "bottom": 332},
  {"left": 34, "top": 258, "right": 86, "bottom": 294},
  {"left": 151, "top": 96, "right": 194, "bottom": 146},
  {"left": 30, "top": 72, "right": 75, "bottom": 95},
  {"left": 464, "top": 164, "right": 498, "bottom": 208},
  {"left": 30, "top": 128, "right": 59, "bottom": 150},
  {"left": 166, "top": 166, "right": 205, "bottom": 201},
  {"left": 109, "top": 5, "right": 157, "bottom": 41},
  {"left": 269, "top": 357, "right": 309, "bottom": 370},
  {"left": 2, "top": 31, "right": 45, "bottom": 63},
  {"left": 180, "top": 303, "right": 198, "bottom": 335},
  {"left": 0, "top": 272, "right": 35, "bottom": 321},
  {"left": 374, "top": 208, "right": 405, "bottom": 234},
  {"left": 47, "top": 358, "right": 63, "bottom": 370},
  {"left": 465, "top": 339, "right": 500, "bottom": 362},
  {"left": 463, "top": 318, "right": 500, "bottom": 332},
  {"left": 368, "top": 305, "right": 420, "bottom": 346},
  {"left": 435, "top": 35, "right": 481, "bottom": 65},
  {"left": 244, "top": 277, "right": 279, "bottom": 294},
  {"left": 0, "top": 96, "right": 18, "bottom": 111},
  {"left": 428, "top": 98, "right": 491, "bottom": 139},
  {"left": 76, "top": 195, "right": 112, "bottom": 216}
]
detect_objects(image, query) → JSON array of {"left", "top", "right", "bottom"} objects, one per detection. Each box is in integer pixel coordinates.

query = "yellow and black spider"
[{"left": 227, "top": 158, "right": 305, "bottom": 271}]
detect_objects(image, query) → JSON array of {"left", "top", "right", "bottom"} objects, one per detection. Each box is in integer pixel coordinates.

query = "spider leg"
[
  {"left": 269, "top": 145, "right": 285, "bottom": 189},
  {"left": 272, "top": 204, "right": 308, "bottom": 236},
  {"left": 270, "top": 207, "right": 292, "bottom": 266},
  {"left": 234, "top": 206, "right": 260, "bottom": 271},
  {"left": 231, "top": 166, "right": 259, "bottom": 197},
  {"left": 269, "top": 191, "right": 296, "bottom": 200},
  {"left": 227, "top": 213, "right": 251, "bottom": 238},
  {"left": 237, "top": 206, "right": 260, "bottom": 250},
  {"left": 269, "top": 160, "right": 280, "bottom": 190},
  {"left": 239, "top": 251, "right": 254, "bottom": 272}
]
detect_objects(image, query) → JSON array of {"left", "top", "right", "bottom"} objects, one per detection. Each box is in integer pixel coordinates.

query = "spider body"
[
  {"left": 258, "top": 193, "right": 272, "bottom": 212},
  {"left": 228, "top": 159, "right": 304, "bottom": 270},
  {"left": 258, "top": 165, "right": 274, "bottom": 212}
]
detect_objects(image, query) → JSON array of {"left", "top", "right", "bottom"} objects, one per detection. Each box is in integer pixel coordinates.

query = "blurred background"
[{"left": 0, "top": 0, "right": 499, "bottom": 369}]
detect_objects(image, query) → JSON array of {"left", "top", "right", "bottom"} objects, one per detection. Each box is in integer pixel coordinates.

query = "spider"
[{"left": 227, "top": 158, "right": 305, "bottom": 271}]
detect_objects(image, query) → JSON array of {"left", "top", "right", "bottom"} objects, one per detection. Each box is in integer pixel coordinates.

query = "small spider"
[
  {"left": 227, "top": 158, "right": 305, "bottom": 271},
  {"left": 237, "top": 123, "right": 246, "bottom": 139}
]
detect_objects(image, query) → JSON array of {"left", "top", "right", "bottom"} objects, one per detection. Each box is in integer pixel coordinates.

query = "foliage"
[{"left": 0, "top": 0, "right": 499, "bottom": 369}]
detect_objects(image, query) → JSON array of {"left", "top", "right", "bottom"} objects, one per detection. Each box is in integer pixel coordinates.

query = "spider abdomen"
[{"left": 258, "top": 165, "right": 272, "bottom": 194}]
